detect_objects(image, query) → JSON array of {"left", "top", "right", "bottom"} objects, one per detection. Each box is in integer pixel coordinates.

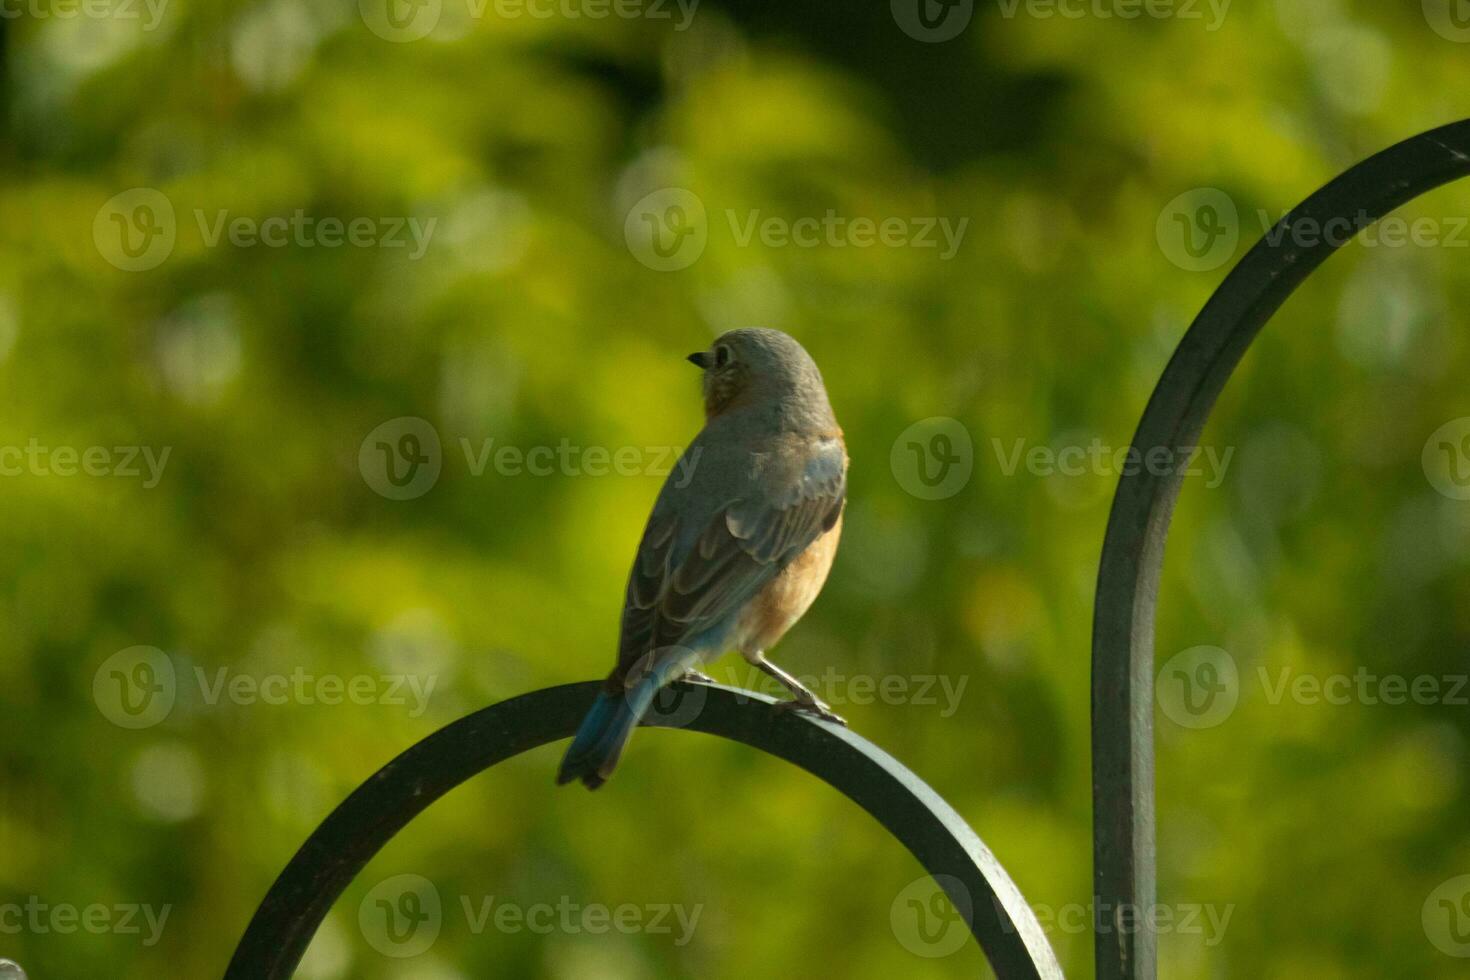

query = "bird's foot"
[
  {"left": 772, "top": 697, "right": 847, "bottom": 726},
  {"left": 679, "top": 669, "right": 718, "bottom": 685}
]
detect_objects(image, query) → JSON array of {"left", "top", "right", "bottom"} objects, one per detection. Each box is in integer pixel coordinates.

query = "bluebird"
[{"left": 557, "top": 328, "right": 848, "bottom": 789}]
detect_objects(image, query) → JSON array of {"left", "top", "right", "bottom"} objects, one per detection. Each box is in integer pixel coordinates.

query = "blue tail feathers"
[
  {"left": 557, "top": 651, "right": 700, "bottom": 789},
  {"left": 556, "top": 691, "right": 638, "bottom": 789}
]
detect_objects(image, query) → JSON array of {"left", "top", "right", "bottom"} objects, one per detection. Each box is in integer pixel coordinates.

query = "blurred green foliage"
[{"left": 1, "top": 1, "right": 1469, "bottom": 977}]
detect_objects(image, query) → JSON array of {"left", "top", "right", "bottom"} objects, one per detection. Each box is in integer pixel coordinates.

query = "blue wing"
[{"left": 614, "top": 431, "right": 846, "bottom": 681}]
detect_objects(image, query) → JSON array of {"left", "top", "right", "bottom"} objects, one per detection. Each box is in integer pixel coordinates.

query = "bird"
[{"left": 557, "top": 327, "right": 848, "bottom": 789}]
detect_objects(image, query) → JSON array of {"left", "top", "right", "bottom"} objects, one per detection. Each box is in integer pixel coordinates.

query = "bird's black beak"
[{"left": 686, "top": 351, "right": 710, "bottom": 369}]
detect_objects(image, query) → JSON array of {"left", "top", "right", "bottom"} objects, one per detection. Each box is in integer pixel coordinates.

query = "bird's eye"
[{"left": 714, "top": 345, "right": 731, "bottom": 368}]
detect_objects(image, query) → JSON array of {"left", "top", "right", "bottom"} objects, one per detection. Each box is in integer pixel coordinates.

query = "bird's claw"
[
  {"left": 772, "top": 698, "right": 847, "bottom": 726},
  {"left": 679, "top": 669, "right": 717, "bottom": 685}
]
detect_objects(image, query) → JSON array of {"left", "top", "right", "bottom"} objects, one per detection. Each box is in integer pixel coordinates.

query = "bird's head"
[{"left": 686, "top": 328, "right": 829, "bottom": 421}]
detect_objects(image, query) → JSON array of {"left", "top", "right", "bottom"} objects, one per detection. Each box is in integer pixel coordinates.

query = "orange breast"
[{"left": 736, "top": 512, "right": 843, "bottom": 656}]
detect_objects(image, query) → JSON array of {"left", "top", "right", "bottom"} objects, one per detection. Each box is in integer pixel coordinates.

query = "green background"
[{"left": 2, "top": 0, "right": 1469, "bottom": 976}]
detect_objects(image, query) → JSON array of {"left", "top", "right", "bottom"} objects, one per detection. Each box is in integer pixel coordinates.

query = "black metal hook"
[
  {"left": 1091, "top": 119, "right": 1470, "bottom": 980},
  {"left": 226, "top": 681, "right": 1063, "bottom": 978}
]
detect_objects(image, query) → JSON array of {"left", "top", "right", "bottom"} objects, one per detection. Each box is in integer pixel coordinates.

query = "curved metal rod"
[
  {"left": 226, "top": 681, "right": 1063, "bottom": 978},
  {"left": 1091, "top": 119, "right": 1470, "bottom": 980}
]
